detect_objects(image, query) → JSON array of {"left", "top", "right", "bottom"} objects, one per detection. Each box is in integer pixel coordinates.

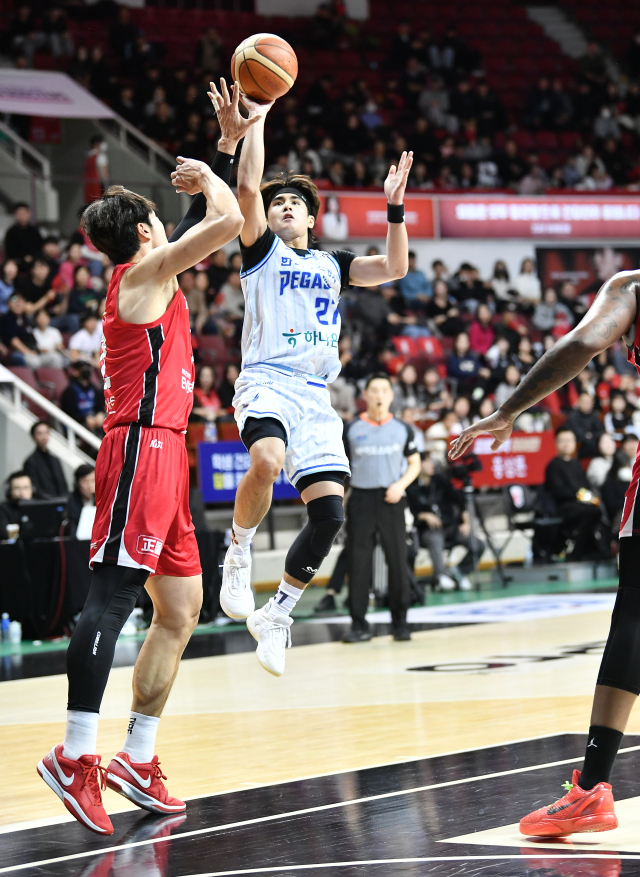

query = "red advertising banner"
[
  {"left": 470, "top": 431, "right": 557, "bottom": 488},
  {"left": 439, "top": 196, "right": 640, "bottom": 239},
  {"left": 317, "top": 192, "right": 434, "bottom": 239}
]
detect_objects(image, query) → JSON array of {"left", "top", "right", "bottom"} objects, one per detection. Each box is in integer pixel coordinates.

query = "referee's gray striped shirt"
[{"left": 344, "top": 414, "right": 417, "bottom": 489}]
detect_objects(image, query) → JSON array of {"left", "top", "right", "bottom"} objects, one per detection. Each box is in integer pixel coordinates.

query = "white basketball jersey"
[{"left": 240, "top": 231, "right": 344, "bottom": 383}]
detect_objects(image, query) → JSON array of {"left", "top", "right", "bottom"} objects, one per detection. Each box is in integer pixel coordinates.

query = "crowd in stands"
[{"left": 6, "top": 4, "right": 640, "bottom": 190}]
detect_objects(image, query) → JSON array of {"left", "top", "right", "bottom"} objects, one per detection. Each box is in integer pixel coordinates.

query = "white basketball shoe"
[
  {"left": 220, "top": 544, "right": 255, "bottom": 619},
  {"left": 246, "top": 599, "right": 293, "bottom": 677}
]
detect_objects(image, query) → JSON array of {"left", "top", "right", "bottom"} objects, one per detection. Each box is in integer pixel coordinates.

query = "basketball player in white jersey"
[{"left": 208, "top": 82, "right": 412, "bottom": 676}]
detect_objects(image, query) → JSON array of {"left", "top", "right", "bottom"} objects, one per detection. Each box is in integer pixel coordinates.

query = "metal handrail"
[
  {"left": 97, "top": 112, "right": 176, "bottom": 174},
  {"left": 0, "top": 120, "right": 51, "bottom": 181},
  {"left": 0, "top": 365, "right": 101, "bottom": 452}
]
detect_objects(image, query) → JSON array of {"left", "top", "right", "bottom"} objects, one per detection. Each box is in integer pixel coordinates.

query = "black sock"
[{"left": 579, "top": 725, "right": 624, "bottom": 790}]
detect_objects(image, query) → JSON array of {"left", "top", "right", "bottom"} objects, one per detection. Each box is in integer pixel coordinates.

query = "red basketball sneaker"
[
  {"left": 37, "top": 745, "right": 113, "bottom": 835},
  {"left": 105, "top": 752, "right": 186, "bottom": 814},
  {"left": 520, "top": 770, "right": 618, "bottom": 837}
]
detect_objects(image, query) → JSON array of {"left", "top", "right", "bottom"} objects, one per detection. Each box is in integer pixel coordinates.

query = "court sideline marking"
[{"left": 3, "top": 745, "right": 640, "bottom": 875}]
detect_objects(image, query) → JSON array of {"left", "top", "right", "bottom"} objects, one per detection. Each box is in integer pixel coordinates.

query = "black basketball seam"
[{"left": 240, "top": 57, "right": 272, "bottom": 100}]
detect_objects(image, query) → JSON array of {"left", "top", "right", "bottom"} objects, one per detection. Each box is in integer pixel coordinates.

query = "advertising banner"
[
  {"left": 0, "top": 70, "right": 115, "bottom": 119},
  {"left": 535, "top": 246, "right": 640, "bottom": 298},
  {"left": 198, "top": 440, "right": 298, "bottom": 503},
  {"left": 470, "top": 431, "right": 557, "bottom": 488},
  {"left": 439, "top": 196, "right": 640, "bottom": 239},
  {"left": 318, "top": 192, "right": 434, "bottom": 239}
]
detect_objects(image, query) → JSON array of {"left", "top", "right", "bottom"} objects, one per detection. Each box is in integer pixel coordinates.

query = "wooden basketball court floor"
[{"left": 3, "top": 595, "right": 640, "bottom": 876}]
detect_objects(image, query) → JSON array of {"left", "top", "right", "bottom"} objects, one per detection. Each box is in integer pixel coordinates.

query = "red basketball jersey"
[{"left": 100, "top": 263, "right": 195, "bottom": 433}]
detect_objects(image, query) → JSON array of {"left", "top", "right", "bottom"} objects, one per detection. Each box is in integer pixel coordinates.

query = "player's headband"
[{"left": 268, "top": 186, "right": 310, "bottom": 211}]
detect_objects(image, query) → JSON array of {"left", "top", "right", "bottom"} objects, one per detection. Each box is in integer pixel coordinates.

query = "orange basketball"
[{"left": 231, "top": 33, "right": 298, "bottom": 103}]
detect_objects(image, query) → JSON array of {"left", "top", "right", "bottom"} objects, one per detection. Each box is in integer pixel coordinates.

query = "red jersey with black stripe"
[
  {"left": 100, "top": 263, "right": 195, "bottom": 433},
  {"left": 619, "top": 324, "right": 640, "bottom": 536}
]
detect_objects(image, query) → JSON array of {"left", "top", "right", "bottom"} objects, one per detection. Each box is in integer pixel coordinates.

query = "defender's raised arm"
[{"left": 449, "top": 271, "right": 640, "bottom": 459}]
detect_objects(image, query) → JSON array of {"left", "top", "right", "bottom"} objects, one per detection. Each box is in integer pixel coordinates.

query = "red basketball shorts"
[{"left": 90, "top": 423, "right": 201, "bottom": 577}]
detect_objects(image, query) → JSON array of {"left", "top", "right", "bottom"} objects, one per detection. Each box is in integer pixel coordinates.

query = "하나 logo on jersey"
[{"left": 283, "top": 329, "right": 339, "bottom": 349}]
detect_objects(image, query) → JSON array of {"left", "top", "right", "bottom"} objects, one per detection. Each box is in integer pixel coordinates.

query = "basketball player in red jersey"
[
  {"left": 36, "top": 145, "right": 245, "bottom": 833},
  {"left": 450, "top": 272, "right": 640, "bottom": 836}
]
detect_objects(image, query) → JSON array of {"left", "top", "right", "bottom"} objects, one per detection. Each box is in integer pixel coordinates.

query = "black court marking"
[
  {"left": 0, "top": 622, "right": 469, "bottom": 682},
  {"left": 3, "top": 735, "right": 640, "bottom": 876}
]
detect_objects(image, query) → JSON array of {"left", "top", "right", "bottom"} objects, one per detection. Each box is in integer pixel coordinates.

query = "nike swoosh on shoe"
[
  {"left": 113, "top": 756, "right": 152, "bottom": 788},
  {"left": 546, "top": 800, "right": 580, "bottom": 815},
  {"left": 52, "top": 750, "right": 75, "bottom": 786}
]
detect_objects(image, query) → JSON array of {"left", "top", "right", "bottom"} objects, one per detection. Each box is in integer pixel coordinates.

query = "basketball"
[{"left": 231, "top": 33, "right": 298, "bottom": 103}]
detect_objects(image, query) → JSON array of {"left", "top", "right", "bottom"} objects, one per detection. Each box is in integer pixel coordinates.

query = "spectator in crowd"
[
  {"left": 602, "top": 453, "right": 633, "bottom": 535},
  {"left": 321, "top": 196, "right": 349, "bottom": 242},
  {"left": 15, "top": 258, "right": 57, "bottom": 316},
  {"left": 32, "top": 308, "right": 67, "bottom": 367},
  {"left": 0, "top": 259, "right": 18, "bottom": 315},
  {"left": 618, "top": 433, "right": 639, "bottom": 469},
  {"left": 407, "top": 453, "right": 484, "bottom": 591},
  {"left": 216, "top": 268, "right": 245, "bottom": 336},
  {"left": 392, "top": 363, "right": 421, "bottom": 413},
  {"left": 544, "top": 428, "right": 602, "bottom": 561},
  {"left": 425, "top": 409, "right": 462, "bottom": 463},
  {"left": 446, "top": 331, "right": 490, "bottom": 389},
  {"left": 489, "top": 260, "right": 513, "bottom": 305},
  {"left": 533, "top": 287, "right": 574, "bottom": 334},
  {"left": 0, "top": 293, "right": 60, "bottom": 368},
  {"left": 60, "top": 361, "right": 105, "bottom": 434},
  {"left": 587, "top": 432, "right": 618, "bottom": 489},
  {"left": 342, "top": 374, "right": 421, "bottom": 642},
  {"left": 468, "top": 303, "right": 495, "bottom": 356},
  {"left": 4, "top": 203, "right": 43, "bottom": 267},
  {"left": 564, "top": 391, "right": 605, "bottom": 458},
  {"left": 514, "top": 336, "right": 536, "bottom": 374},
  {"left": 494, "top": 363, "right": 522, "bottom": 409},
  {"left": 0, "top": 470, "right": 33, "bottom": 538},
  {"left": 425, "top": 279, "right": 465, "bottom": 336},
  {"left": 398, "top": 250, "right": 432, "bottom": 308},
  {"left": 83, "top": 135, "right": 109, "bottom": 204},
  {"left": 195, "top": 27, "right": 222, "bottom": 73},
  {"left": 512, "top": 258, "right": 542, "bottom": 308},
  {"left": 190, "top": 365, "right": 221, "bottom": 424},
  {"left": 68, "top": 265, "right": 99, "bottom": 317},
  {"left": 419, "top": 366, "right": 450, "bottom": 421},
  {"left": 66, "top": 464, "right": 96, "bottom": 539},
  {"left": 218, "top": 363, "right": 239, "bottom": 410},
  {"left": 68, "top": 311, "right": 102, "bottom": 366},
  {"left": 23, "top": 421, "right": 68, "bottom": 498},
  {"left": 604, "top": 391, "right": 633, "bottom": 440}
]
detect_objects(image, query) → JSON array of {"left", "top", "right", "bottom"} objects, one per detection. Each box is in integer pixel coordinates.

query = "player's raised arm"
[
  {"left": 449, "top": 272, "right": 640, "bottom": 460},
  {"left": 131, "top": 159, "right": 244, "bottom": 288},
  {"left": 236, "top": 95, "right": 275, "bottom": 246},
  {"left": 348, "top": 151, "right": 413, "bottom": 287}
]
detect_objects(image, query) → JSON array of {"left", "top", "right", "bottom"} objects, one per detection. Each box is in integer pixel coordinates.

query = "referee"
[{"left": 343, "top": 373, "right": 421, "bottom": 643}]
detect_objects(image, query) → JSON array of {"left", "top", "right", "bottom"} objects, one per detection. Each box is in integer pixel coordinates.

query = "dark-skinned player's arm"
[
  {"left": 169, "top": 79, "right": 262, "bottom": 243},
  {"left": 348, "top": 151, "right": 413, "bottom": 287},
  {"left": 131, "top": 160, "right": 243, "bottom": 288},
  {"left": 449, "top": 271, "right": 640, "bottom": 460},
  {"left": 235, "top": 94, "right": 275, "bottom": 246}
]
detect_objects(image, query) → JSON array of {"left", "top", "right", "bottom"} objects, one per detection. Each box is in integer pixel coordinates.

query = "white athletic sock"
[
  {"left": 232, "top": 520, "right": 257, "bottom": 554},
  {"left": 62, "top": 710, "right": 99, "bottom": 760},
  {"left": 267, "top": 580, "right": 304, "bottom": 619},
  {"left": 121, "top": 711, "right": 160, "bottom": 764}
]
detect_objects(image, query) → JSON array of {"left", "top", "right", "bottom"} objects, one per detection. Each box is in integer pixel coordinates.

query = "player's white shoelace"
[
  {"left": 262, "top": 617, "right": 292, "bottom": 652},
  {"left": 227, "top": 562, "right": 250, "bottom": 595}
]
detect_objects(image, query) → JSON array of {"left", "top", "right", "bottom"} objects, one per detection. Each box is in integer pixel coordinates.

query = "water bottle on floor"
[{"left": 1, "top": 613, "right": 9, "bottom": 641}]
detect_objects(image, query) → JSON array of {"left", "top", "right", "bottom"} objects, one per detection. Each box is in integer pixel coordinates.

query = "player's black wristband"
[
  {"left": 387, "top": 203, "right": 405, "bottom": 223},
  {"left": 212, "top": 150, "right": 234, "bottom": 185}
]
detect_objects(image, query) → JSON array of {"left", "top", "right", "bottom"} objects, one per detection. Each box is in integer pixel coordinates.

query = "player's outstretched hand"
[
  {"left": 384, "top": 151, "right": 413, "bottom": 205},
  {"left": 238, "top": 91, "right": 275, "bottom": 119},
  {"left": 171, "top": 156, "right": 210, "bottom": 195},
  {"left": 208, "top": 79, "right": 265, "bottom": 143},
  {"left": 448, "top": 410, "right": 514, "bottom": 461}
]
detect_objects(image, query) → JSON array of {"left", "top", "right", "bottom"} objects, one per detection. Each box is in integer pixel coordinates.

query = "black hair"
[
  {"left": 12, "top": 202, "right": 29, "bottom": 212},
  {"left": 74, "top": 464, "right": 95, "bottom": 487},
  {"left": 555, "top": 426, "right": 576, "bottom": 438},
  {"left": 5, "top": 469, "right": 29, "bottom": 500},
  {"left": 81, "top": 185, "right": 157, "bottom": 265},
  {"left": 30, "top": 420, "right": 49, "bottom": 438},
  {"left": 365, "top": 372, "right": 392, "bottom": 389},
  {"left": 260, "top": 171, "right": 321, "bottom": 248},
  {"left": 408, "top": 250, "right": 416, "bottom": 259}
]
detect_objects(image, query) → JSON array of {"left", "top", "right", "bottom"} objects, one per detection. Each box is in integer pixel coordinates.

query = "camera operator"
[
  {"left": 343, "top": 373, "right": 421, "bottom": 643},
  {"left": 407, "top": 453, "right": 485, "bottom": 591}
]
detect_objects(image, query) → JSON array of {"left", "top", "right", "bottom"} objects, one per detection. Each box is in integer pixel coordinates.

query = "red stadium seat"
[{"left": 35, "top": 368, "right": 69, "bottom": 403}]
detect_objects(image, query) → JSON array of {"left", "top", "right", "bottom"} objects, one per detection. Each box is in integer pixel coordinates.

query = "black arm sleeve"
[
  {"left": 330, "top": 249, "right": 357, "bottom": 291},
  {"left": 168, "top": 150, "right": 235, "bottom": 244},
  {"left": 240, "top": 227, "right": 276, "bottom": 272}
]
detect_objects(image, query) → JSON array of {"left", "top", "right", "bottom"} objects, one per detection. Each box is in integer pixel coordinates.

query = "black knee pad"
[
  {"left": 285, "top": 495, "right": 345, "bottom": 584},
  {"left": 597, "top": 586, "right": 640, "bottom": 696},
  {"left": 67, "top": 563, "right": 149, "bottom": 713}
]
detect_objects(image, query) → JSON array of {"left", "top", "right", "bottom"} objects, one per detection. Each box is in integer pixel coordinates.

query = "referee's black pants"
[{"left": 346, "top": 487, "right": 410, "bottom": 631}]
